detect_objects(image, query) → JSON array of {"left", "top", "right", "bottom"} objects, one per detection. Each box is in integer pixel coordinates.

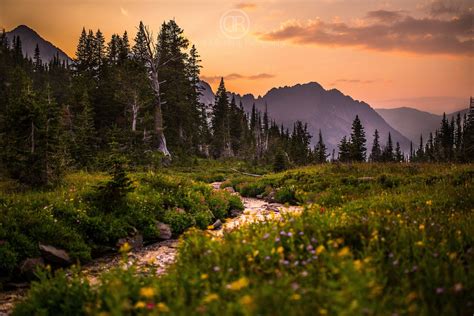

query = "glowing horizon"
[{"left": 1, "top": 0, "right": 472, "bottom": 114}]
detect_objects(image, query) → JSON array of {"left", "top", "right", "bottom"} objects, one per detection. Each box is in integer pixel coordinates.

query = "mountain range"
[
  {"left": 7, "top": 24, "right": 469, "bottom": 156},
  {"left": 376, "top": 107, "right": 468, "bottom": 146},
  {"left": 200, "top": 81, "right": 412, "bottom": 154},
  {"left": 6, "top": 25, "right": 71, "bottom": 63}
]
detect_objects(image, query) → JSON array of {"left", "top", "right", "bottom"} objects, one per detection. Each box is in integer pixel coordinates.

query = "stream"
[{"left": 0, "top": 182, "right": 301, "bottom": 315}]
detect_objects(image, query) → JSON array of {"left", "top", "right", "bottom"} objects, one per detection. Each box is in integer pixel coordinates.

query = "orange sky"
[{"left": 1, "top": 0, "right": 472, "bottom": 114}]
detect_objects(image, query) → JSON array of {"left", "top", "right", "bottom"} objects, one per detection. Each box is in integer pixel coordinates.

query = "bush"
[
  {"left": 208, "top": 191, "right": 230, "bottom": 220},
  {"left": 163, "top": 211, "right": 196, "bottom": 235}
]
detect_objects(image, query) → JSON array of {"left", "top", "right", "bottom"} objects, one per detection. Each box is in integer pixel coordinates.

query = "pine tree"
[
  {"left": 395, "top": 142, "right": 403, "bottom": 162},
  {"left": 314, "top": 130, "right": 328, "bottom": 163},
  {"left": 74, "top": 90, "right": 96, "bottom": 167},
  {"left": 338, "top": 136, "right": 351, "bottom": 162},
  {"left": 211, "top": 78, "right": 232, "bottom": 158},
  {"left": 349, "top": 115, "right": 366, "bottom": 162},
  {"left": 382, "top": 132, "right": 394, "bottom": 162},
  {"left": 33, "top": 44, "right": 42, "bottom": 71},
  {"left": 370, "top": 129, "right": 382, "bottom": 162},
  {"left": 463, "top": 98, "right": 474, "bottom": 162}
]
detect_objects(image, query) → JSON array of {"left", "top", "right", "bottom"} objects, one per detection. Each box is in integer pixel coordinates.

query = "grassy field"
[{"left": 4, "top": 163, "right": 474, "bottom": 315}]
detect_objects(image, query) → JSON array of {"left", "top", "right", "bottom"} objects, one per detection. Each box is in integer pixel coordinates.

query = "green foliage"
[{"left": 14, "top": 164, "right": 474, "bottom": 315}]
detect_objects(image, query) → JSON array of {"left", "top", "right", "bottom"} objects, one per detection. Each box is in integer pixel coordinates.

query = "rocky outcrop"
[{"left": 39, "top": 244, "right": 71, "bottom": 266}]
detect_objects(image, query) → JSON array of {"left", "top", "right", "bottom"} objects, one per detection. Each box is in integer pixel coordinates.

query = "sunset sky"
[{"left": 1, "top": 0, "right": 472, "bottom": 114}]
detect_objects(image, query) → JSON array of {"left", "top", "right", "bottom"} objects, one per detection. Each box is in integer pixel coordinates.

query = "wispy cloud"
[
  {"left": 235, "top": 2, "right": 257, "bottom": 10},
  {"left": 256, "top": 9, "right": 473, "bottom": 56},
  {"left": 329, "top": 79, "right": 378, "bottom": 85},
  {"left": 427, "top": 0, "right": 472, "bottom": 16},
  {"left": 201, "top": 73, "right": 275, "bottom": 84},
  {"left": 120, "top": 7, "right": 128, "bottom": 17}
]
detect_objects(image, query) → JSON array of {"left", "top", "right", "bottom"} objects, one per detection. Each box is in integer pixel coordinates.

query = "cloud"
[
  {"left": 235, "top": 2, "right": 257, "bottom": 10},
  {"left": 201, "top": 73, "right": 275, "bottom": 83},
  {"left": 120, "top": 7, "right": 128, "bottom": 16},
  {"left": 256, "top": 10, "right": 474, "bottom": 56},
  {"left": 428, "top": 0, "right": 472, "bottom": 16},
  {"left": 329, "top": 79, "right": 378, "bottom": 85}
]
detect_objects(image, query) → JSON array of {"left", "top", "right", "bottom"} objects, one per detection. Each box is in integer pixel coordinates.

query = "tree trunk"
[
  {"left": 144, "top": 26, "right": 170, "bottom": 157},
  {"left": 131, "top": 93, "right": 139, "bottom": 132}
]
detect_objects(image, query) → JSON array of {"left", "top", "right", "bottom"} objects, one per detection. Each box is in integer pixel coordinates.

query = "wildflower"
[
  {"left": 146, "top": 302, "right": 155, "bottom": 310},
  {"left": 135, "top": 301, "right": 146, "bottom": 309},
  {"left": 253, "top": 250, "right": 259, "bottom": 257},
  {"left": 426, "top": 200, "right": 432, "bottom": 206},
  {"left": 290, "top": 293, "right": 301, "bottom": 301},
  {"left": 156, "top": 302, "right": 170, "bottom": 312},
  {"left": 415, "top": 241, "right": 424, "bottom": 247},
  {"left": 239, "top": 295, "right": 253, "bottom": 306},
  {"left": 277, "top": 246, "right": 284, "bottom": 255},
  {"left": 201, "top": 274, "right": 209, "bottom": 280},
  {"left": 119, "top": 242, "right": 131, "bottom": 253},
  {"left": 262, "top": 233, "right": 270, "bottom": 239},
  {"left": 203, "top": 293, "right": 219, "bottom": 304},
  {"left": 301, "top": 270, "right": 308, "bottom": 277},
  {"left": 436, "top": 287, "right": 444, "bottom": 294},
  {"left": 316, "top": 245, "right": 325, "bottom": 255},
  {"left": 419, "top": 224, "right": 425, "bottom": 230},
  {"left": 140, "top": 287, "right": 155, "bottom": 298},
  {"left": 407, "top": 291, "right": 417, "bottom": 302},
  {"left": 337, "top": 247, "right": 351, "bottom": 257},
  {"left": 227, "top": 277, "right": 249, "bottom": 291},
  {"left": 299, "top": 231, "right": 304, "bottom": 236},
  {"left": 353, "top": 259, "right": 362, "bottom": 271},
  {"left": 453, "top": 283, "right": 463, "bottom": 293},
  {"left": 207, "top": 225, "right": 214, "bottom": 230},
  {"left": 265, "top": 256, "right": 271, "bottom": 260},
  {"left": 287, "top": 232, "right": 293, "bottom": 237},
  {"left": 213, "top": 266, "right": 220, "bottom": 272}
]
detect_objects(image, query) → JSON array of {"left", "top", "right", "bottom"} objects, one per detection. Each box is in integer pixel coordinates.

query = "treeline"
[
  {"left": 336, "top": 108, "right": 474, "bottom": 163},
  {"left": 0, "top": 21, "right": 319, "bottom": 186},
  {"left": 410, "top": 109, "right": 474, "bottom": 163}
]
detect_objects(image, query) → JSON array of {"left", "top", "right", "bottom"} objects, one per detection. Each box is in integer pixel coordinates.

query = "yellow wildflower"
[
  {"left": 139, "top": 287, "right": 155, "bottom": 298},
  {"left": 353, "top": 260, "right": 363, "bottom": 271},
  {"left": 337, "top": 246, "right": 351, "bottom": 257},
  {"left": 201, "top": 273, "right": 209, "bottom": 280},
  {"left": 277, "top": 246, "right": 284, "bottom": 255},
  {"left": 119, "top": 242, "right": 131, "bottom": 253},
  {"left": 415, "top": 241, "right": 424, "bottom": 247},
  {"left": 253, "top": 250, "right": 259, "bottom": 257},
  {"left": 290, "top": 293, "right": 301, "bottom": 301},
  {"left": 227, "top": 277, "right": 249, "bottom": 291},
  {"left": 134, "top": 301, "right": 146, "bottom": 309},
  {"left": 407, "top": 291, "right": 417, "bottom": 302},
  {"left": 156, "top": 302, "right": 170, "bottom": 312},
  {"left": 239, "top": 295, "right": 254, "bottom": 306},
  {"left": 426, "top": 200, "right": 432, "bottom": 206},
  {"left": 316, "top": 245, "right": 325, "bottom": 255},
  {"left": 419, "top": 224, "right": 425, "bottom": 230},
  {"left": 207, "top": 225, "right": 214, "bottom": 230},
  {"left": 319, "top": 308, "right": 328, "bottom": 315},
  {"left": 203, "top": 293, "right": 219, "bottom": 304}
]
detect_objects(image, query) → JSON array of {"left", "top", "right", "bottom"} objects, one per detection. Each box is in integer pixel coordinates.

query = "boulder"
[
  {"left": 230, "top": 209, "right": 243, "bottom": 218},
  {"left": 224, "top": 187, "right": 235, "bottom": 193},
  {"left": 264, "top": 190, "right": 276, "bottom": 203},
  {"left": 212, "top": 219, "right": 223, "bottom": 230},
  {"left": 19, "top": 257, "right": 45, "bottom": 279},
  {"left": 39, "top": 244, "right": 71, "bottom": 266},
  {"left": 157, "top": 221, "right": 172, "bottom": 240},
  {"left": 117, "top": 233, "right": 143, "bottom": 251}
]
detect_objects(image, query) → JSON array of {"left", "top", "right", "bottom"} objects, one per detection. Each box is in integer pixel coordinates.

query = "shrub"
[
  {"left": 208, "top": 191, "right": 230, "bottom": 220},
  {"left": 163, "top": 211, "right": 196, "bottom": 235}
]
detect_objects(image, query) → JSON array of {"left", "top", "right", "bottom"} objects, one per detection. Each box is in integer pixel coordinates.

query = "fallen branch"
[{"left": 230, "top": 168, "right": 263, "bottom": 177}]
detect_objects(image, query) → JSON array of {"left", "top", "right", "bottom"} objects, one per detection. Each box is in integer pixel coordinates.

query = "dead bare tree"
[{"left": 142, "top": 25, "right": 170, "bottom": 157}]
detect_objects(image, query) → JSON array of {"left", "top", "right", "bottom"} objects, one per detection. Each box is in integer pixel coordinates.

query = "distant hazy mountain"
[
  {"left": 200, "top": 81, "right": 411, "bottom": 154},
  {"left": 6, "top": 25, "right": 71, "bottom": 63},
  {"left": 376, "top": 107, "right": 469, "bottom": 146}
]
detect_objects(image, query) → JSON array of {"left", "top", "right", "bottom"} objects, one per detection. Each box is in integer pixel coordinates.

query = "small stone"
[
  {"left": 212, "top": 219, "right": 222, "bottom": 230},
  {"left": 116, "top": 233, "right": 143, "bottom": 251},
  {"left": 230, "top": 209, "right": 243, "bottom": 217},
  {"left": 156, "top": 222, "right": 172, "bottom": 240},
  {"left": 39, "top": 244, "right": 71, "bottom": 266},
  {"left": 224, "top": 187, "right": 235, "bottom": 193}
]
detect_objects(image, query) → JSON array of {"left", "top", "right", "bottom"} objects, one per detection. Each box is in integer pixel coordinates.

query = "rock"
[
  {"left": 211, "top": 219, "right": 222, "bottom": 230},
  {"left": 39, "top": 244, "right": 71, "bottom": 266},
  {"left": 264, "top": 190, "right": 276, "bottom": 203},
  {"left": 230, "top": 209, "right": 243, "bottom": 217},
  {"left": 156, "top": 222, "right": 172, "bottom": 240},
  {"left": 224, "top": 186, "right": 235, "bottom": 193},
  {"left": 266, "top": 204, "right": 280, "bottom": 212},
  {"left": 19, "top": 257, "right": 44, "bottom": 279},
  {"left": 256, "top": 194, "right": 263, "bottom": 199},
  {"left": 117, "top": 233, "right": 143, "bottom": 251}
]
